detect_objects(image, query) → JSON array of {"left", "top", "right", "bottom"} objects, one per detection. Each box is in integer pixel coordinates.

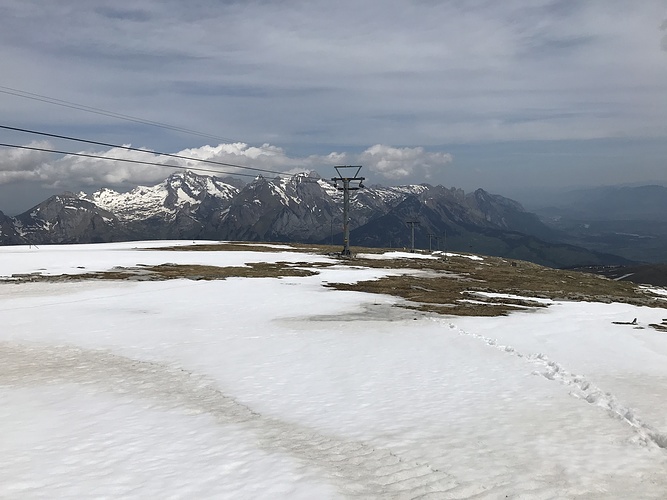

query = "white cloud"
[
  {"left": 358, "top": 145, "right": 453, "bottom": 180},
  {"left": 0, "top": 142, "right": 453, "bottom": 189},
  {"left": 0, "top": 141, "right": 53, "bottom": 183}
]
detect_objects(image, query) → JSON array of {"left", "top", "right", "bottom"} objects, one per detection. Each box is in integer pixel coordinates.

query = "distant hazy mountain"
[
  {"left": 532, "top": 185, "right": 667, "bottom": 263},
  {"left": 535, "top": 185, "right": 667, "bottom": 221},
  {"left": 0, "top": 170, "right": 631, "bottom": 268}
]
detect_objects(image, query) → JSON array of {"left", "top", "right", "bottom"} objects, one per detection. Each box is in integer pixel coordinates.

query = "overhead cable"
[
  {"left": 0, "top": 125, "right": 292, "bottom": 178},
  {"left": 0, "top": 85, "right": 261, "bottom": 147},
  {"left": 0, "top": 143, "right": 264, "bottom": 179}
]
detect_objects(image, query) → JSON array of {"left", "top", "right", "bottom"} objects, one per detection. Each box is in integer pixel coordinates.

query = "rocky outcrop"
[{"left": 13, "top": 193, "right": 125, "bottom": 244}]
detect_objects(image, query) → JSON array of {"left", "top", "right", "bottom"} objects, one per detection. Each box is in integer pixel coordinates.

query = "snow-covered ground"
[{"left": 2, "top": 242, "right": 667, "bottom": 499}]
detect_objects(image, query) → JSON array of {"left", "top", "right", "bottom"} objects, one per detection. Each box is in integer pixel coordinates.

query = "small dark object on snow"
[{"left": 612, "top": 318, "right": 637, "bottom": 325}]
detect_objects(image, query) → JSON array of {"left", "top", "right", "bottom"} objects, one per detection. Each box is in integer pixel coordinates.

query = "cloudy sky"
[{"left": 1, "top": 0, "right": 666, "bottom": 213}]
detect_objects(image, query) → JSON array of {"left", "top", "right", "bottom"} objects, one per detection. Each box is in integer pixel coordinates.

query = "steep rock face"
[
  {"left": 14, "top": 193, "right": 124, "bottom": 244},
  {"left": 0, "top": 210, "right": 25, "bottom": 245},
  {"left": 217, "top": 172, "right": 341, "bottom": 242}
]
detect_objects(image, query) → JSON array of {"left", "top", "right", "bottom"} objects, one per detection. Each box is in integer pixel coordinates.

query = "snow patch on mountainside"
[
  {"left": 83, "top": 172, "right": 239, "bottom": 222},
  {"left": 352, "top": 184, "right": 427, "bottom": 210},
  {"left": 317, "top": 178, "right": 340, "bottom": 199},
  {"left": 85, "top": 185, "right": 171, "bottom": 221},
  {"left": 274, "top": 178, "right": 292, "bottom": 206}
]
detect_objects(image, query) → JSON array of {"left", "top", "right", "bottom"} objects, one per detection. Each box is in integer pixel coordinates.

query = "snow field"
[
  {"left": 0, "top": 241, "right": 334, "bottom": 277},
  {"left": 2, "top": 242, "right": 667, "bottom": 498},
  {"left": 1, "top": 384, "right": 331, "bottom": 499}
]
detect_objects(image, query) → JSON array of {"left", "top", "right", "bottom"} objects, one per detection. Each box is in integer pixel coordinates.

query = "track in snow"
[{"left": 440, "top": 320, "right": 667, "bottom": 450}]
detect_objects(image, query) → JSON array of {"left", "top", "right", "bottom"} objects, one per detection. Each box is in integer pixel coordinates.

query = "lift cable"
[
  {"left": 0, "top": 125, "right": 292, "bottom": 178},
  {"left": 0, "top": 85, "right": 283, "bottom": 152},
  {"left": 0, "top": 142, "right": 265, "bottom": 179}
]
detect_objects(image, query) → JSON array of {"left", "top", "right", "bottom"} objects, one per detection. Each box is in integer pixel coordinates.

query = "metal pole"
[
  {"left": 406, "top": 220, "right": 420, "bottom": 253},
  {"left": 342, "top": 178, "right": 350, "bottom": 256},
  {"left": 331, "top": 165, "right": 364, "bottom": 257}
]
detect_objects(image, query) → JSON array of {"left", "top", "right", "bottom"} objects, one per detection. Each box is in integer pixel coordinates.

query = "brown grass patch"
[
  {"left": 154, "top": 242, "right": 347, "bottom": 254},
  {"left": 326, "top": 252, "right": 661, "bottom": 316},
  {"left": 5, "top": 262, "right": 318, "bottom": 284}
]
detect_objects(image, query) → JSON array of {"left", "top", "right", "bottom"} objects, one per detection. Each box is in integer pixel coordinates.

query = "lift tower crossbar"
[{"left": 331, "top": 165, "right": 364, "bottom": 256}]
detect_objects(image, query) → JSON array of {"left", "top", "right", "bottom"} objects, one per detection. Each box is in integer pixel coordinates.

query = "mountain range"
[{"left": 0, "top": 170, "right": 632, "bottom": 268}]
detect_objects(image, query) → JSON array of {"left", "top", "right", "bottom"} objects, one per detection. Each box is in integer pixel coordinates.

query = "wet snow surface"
[{"left": 2, "top": 242, "right": 667, "bottom": 499}]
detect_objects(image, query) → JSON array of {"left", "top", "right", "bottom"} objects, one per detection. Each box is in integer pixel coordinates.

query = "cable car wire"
[
  {"left": 0, "top": 142, "right": 265, "bottom": 179},
  {"left": 0, "top": 85, "right": 274, "bottom": 149},
  {"left": 0, "top": 125, "right": 293, "bottom": 178}
]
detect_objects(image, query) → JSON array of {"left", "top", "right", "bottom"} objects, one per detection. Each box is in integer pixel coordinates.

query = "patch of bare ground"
[
  {"left": 154, "top": 242, "right": 391, "bottom": 256},
  {"left": 155, "top": 242, "right": 295, "bottom": 253},
  {"left": 154, "top": 242, "right": 347, "bottom": 254},
  {"left": 325, "top": 252, "right": 664, "bottom": 317},
  {"left": 4, "top": 262, "right": 321, "bottom": 284}
]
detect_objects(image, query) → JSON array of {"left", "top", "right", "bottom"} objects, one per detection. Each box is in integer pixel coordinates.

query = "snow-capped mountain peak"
[{"left": 83, "top": 171, "right": 240, "bottom": 223}]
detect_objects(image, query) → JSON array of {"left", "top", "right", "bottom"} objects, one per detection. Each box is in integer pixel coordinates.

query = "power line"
[
  {"left": 0, "top": 125, "right": 292, "bottom": 178},
  {"left": 0, "top": 143, "right": 263, "bottom": 179},
  {"left": 0, "top": 85, "right": 251, "bottom": 146}
]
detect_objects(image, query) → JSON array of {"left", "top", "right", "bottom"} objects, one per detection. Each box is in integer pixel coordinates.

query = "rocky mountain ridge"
[{"left": 0, "top": 170, "right": 630, "bottom": 267}]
